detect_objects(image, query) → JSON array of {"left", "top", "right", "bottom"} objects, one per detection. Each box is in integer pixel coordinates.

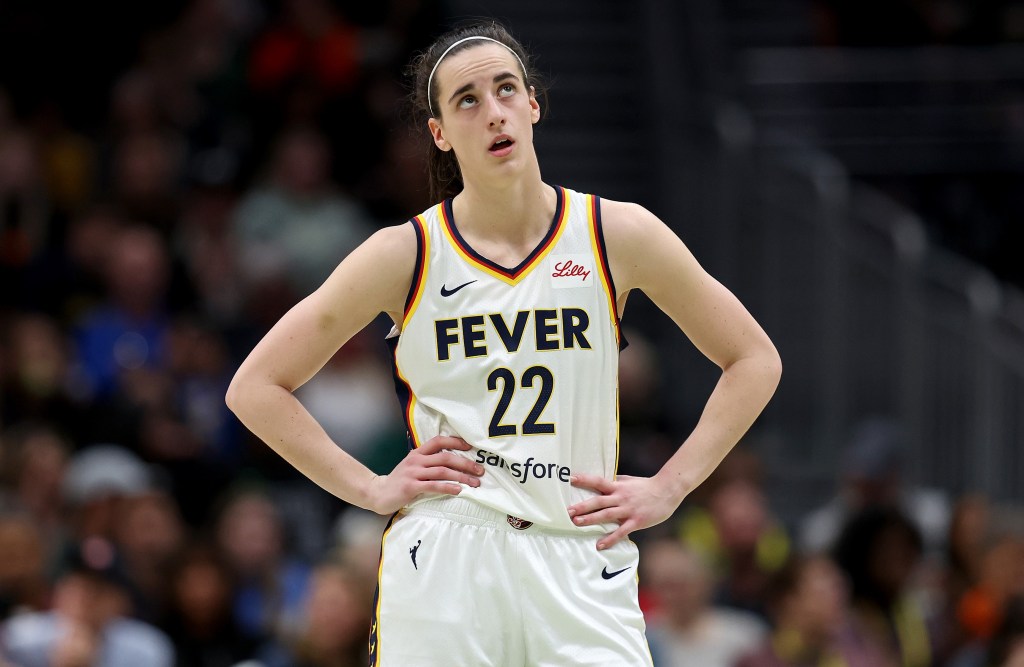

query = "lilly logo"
[{"left": 549, "top": 254, "right": 594, "bottom": 288}]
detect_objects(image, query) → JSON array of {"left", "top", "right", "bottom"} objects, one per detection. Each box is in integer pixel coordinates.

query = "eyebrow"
[{"left": 447, "top": 71, "right": 521, "bottom": 105}]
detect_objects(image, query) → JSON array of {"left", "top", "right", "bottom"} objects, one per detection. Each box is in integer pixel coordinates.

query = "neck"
[{"left": 454, "top": 163, "right": 552, "bottom": 243}]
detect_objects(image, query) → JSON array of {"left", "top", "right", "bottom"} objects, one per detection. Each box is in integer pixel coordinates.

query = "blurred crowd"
[
  {"left": 1, "top": 1, "right": 438, "bottom": 665},
  {"left": 2, "top": 1, "right": 1024, "bottom": 666},
  {"left": 639, "top": 424, "right": 1024, "bottom": 667}
]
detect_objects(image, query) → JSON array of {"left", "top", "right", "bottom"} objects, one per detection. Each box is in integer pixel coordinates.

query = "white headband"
[{"left": 427, "top": 36, "right": 527, "bottom": 116}]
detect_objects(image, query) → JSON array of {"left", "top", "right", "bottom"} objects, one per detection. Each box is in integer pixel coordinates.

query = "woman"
[
  {"left": 734, "top": 556, "right": 892, "bottom": 667},
  {"left": 227, "top": 21, "right": 781, "bottom": 666}
]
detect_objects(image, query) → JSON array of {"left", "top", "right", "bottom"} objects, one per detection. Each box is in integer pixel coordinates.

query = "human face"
[
  {"left": 789, "top": 558, "right": 848, "bottom": 636},
  {"left": 427, "top": 43, "right": 541, "bottom": 183}
]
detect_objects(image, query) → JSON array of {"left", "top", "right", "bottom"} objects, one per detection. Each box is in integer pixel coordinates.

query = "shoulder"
[
  {"left": 106, "top": 618, "right": 175, "bottom": 666},
  {"left": 710, "top": 608, "right": 769, "bottom": 643},
  {"left": 361, "top": 219, "right": 419, "bottom": 259},
  {"left": 593, "top": 198, "right": 669, "bottom": 252},
  {"left": 1, "top": 611, "right": 60, "bottom": 649},
  {"left": 588, "top": 197, "right": 690, "bottom": 294},
  {"left": 337, "top": 219, "right": 420, "bottom": 282}
]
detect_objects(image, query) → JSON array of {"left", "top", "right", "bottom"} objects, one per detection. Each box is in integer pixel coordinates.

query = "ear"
[
  {"left": 427, "top": 117, "right": 451, "bottom": 152},
  {"left": 529, "top": 85, "right": 541, "bottom": 124}
]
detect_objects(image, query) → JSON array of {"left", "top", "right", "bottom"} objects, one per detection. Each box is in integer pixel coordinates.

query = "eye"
[
  {"left": 458, "top": 95, "right": 477, "bottom": 109},
  {"left": 498, "top": 83, "right": 516, "bottom": 97}
]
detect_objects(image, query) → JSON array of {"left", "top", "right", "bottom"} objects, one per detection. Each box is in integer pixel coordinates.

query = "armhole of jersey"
[
  {"left": 393, "top": 216, "right": 426, "bottom": 449},
  {"left": 589, "top": 195, "right": 628, "bottom": 350},
  {"left": 401, "top": 216, "right": 429, "bottom": 328}
]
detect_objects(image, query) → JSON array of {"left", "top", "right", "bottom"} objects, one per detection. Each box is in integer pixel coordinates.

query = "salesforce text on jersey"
[{"left": 475, "top": 449, "right": 572, "bottom": 484}]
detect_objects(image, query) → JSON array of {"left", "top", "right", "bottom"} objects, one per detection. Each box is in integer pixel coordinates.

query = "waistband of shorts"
[{"left": 403, "top": 495, "right": 578, "bottom": 535}]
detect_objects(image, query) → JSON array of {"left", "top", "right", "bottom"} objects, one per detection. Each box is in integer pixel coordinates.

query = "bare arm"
[
  {"left": 226, "top": 223, "right": 483, "bottom": 514},
  {"left": 569, "top": 200, "right": 782, "bottom": 547}
]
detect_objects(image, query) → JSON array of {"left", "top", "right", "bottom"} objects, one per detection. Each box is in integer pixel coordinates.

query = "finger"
[
  {"left": 417, "top": 435, "right": 471, "bottom": 455},
  {"left": 415, "top": 466, "right": 482, "bottom": 487},
  {"left": 419, "top": 481, "right": 464, "bottom": 496},
  {"left": 596, "top": 522, "right": 635, "bottom": 551},
  {"left": 571, "top": 507, "right": 624, "bottom": 527},
  {"left": 567, "top": 495, "right": 616, "bottom": 518},
  {"left": 570, "top": 473, "right": 615, "bottom": 494},
  {"left": 423, "top": 452, "right": 485, "bottom": 476}
]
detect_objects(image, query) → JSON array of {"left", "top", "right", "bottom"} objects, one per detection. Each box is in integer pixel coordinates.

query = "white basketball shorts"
[{"left": 368, "top": 496, "right": 653, "bottom": 666}]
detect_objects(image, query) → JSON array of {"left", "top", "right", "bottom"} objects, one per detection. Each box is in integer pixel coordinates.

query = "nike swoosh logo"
[
  {"left": 601, "top": 566, "right": 631, "bottom": 580},
  {"left": 440, "top": 280, "right": 477, "bottom": 297}
]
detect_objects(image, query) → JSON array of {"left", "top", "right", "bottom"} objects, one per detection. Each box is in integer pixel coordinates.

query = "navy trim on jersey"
[
  {"left": 592, "top": 196, "right": 628, "bottom": 351},
  {"left": 441, "top": 185, "right": 565, "bottom": 278},
  {"left": 402, "top": 218, "right": 425, "bottom": 316},
  {"left": 386, "top": 335, "right": 416, "bottom": 450}
]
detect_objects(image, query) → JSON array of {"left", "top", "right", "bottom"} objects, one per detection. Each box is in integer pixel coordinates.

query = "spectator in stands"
[
  {"left": 114, "top": 489, "right": 188, "bottom": 623},
  {"left": 947, "top": 495, "right": 992, "bottom": 603},
  {"left": 163, "top": 543, "right": 257, "bottom": 667},
  {"left": 328, "top": 508, "right": 389, "bottom": 595},
  {"left": 246, "top": 0, "right": 366, "bottom": 156},
  {"left": 615, "top": 328, "right": 678, "bottom": 481},
  {"left": 949, "top": 594, "right": 1024, "bottom": 667},
  {"left": 109, "top": 130, "right": 184, "bottom": 234},
  {"left": 929, "top": 494, "right": 992, "bottom": 664},
  {"left": 0, "top": 316, "right": 84, "bottom": 436},
  {"left": 166, "top": 317, "right": 243, "bottom": 465},
  {"left": 62, "top": 445, "right": 155, "bottom": 544},
  {"left": 833, "top": 506, "right": 932, "bottom": 667},
  {"left": 73, "top": 225, "right": 173, "bottom": 400},
  {"left": 231, "top": 126, "right": 375, "bottom": 313},
  {"left": 295, "top": 328, "right": 402, "bottom": 466},
  {"left": 256, "top": 562, "right": 370, "bottom": 667},
  {"left": 800, "top": 417, "right": 949, "bottom": 556},
  {"left": 0, "top": 512, "right": 50, "bottom": 620},
  {"left": 33, "top": 104, "right": 97, "bottom": 218},
  {"left": 2, "top": 424, "right": 70, "bottom": 551},
  {"left": 677, "top": 477, "right": 790, "bottom": 618},
  {"left": 215, "top": 489, "right": 311, "bottom": 643},
  {"left": 641, "top": 539, "right": 765, "bottom": 667},
  {"left": 108, "top": 71, "right": 164, "bottom": 139},
  {"left": 61, "top": 204, "right": 123, "bottom": 321},
  {"left": 174, "top": 184, "right": 245, "bottom": 323},
  {"left": 735, "top": 555, "right": 891, "bottom": 667},
  {"left": 1, "top": 537, "right": 174, "bottom": 667},
  {"left": 951, "top": 507, "right": 1024, "bottom": 660},
  {"left": 247, "top": 0, "right": 361, "bottom": 96},
  {"left": 0, "top": 129, "right": 52, "bottom": 294}
]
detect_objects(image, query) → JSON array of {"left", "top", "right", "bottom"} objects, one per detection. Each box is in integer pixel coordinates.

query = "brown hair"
[{"left": 406, "top": 21, "right": 546, "bottom": 202}]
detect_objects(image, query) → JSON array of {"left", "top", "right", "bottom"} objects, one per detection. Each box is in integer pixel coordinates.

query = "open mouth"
[{"left": 489, "top": 137, "right": 515, "bottom": 153}]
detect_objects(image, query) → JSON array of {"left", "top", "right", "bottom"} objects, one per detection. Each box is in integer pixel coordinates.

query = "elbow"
[
  {"left": 224, "top": 374, "right": 245, "bottom": 415},
  {"left": 765, "top": 345, "right": 783, "bottom": 392}
]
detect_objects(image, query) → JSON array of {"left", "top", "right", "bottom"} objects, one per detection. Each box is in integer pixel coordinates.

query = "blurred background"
[{"left": 1, "top": 0, "right": 1023, "bottom": 666}]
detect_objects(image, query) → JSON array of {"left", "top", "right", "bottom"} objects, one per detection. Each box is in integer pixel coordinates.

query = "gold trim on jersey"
[
  {"left": 440, "top": 188, "right": 571, "bottom": 285},
  {"left": 370, "top": 514, "right": 398, "bottom": 666}
]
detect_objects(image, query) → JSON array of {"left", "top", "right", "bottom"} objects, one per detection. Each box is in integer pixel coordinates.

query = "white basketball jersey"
[{"left": 389, "top": 186, "right": 623, "bottom": 532}]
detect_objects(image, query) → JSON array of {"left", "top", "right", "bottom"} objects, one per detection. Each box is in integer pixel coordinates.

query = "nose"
[{"left": 485, "top": 94, "right": 505, "bottom": 127}]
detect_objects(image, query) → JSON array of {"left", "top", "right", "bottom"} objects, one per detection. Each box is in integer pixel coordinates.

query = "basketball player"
[{"left": 226, "top": 22, "right": 781, "bottom": 666}]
